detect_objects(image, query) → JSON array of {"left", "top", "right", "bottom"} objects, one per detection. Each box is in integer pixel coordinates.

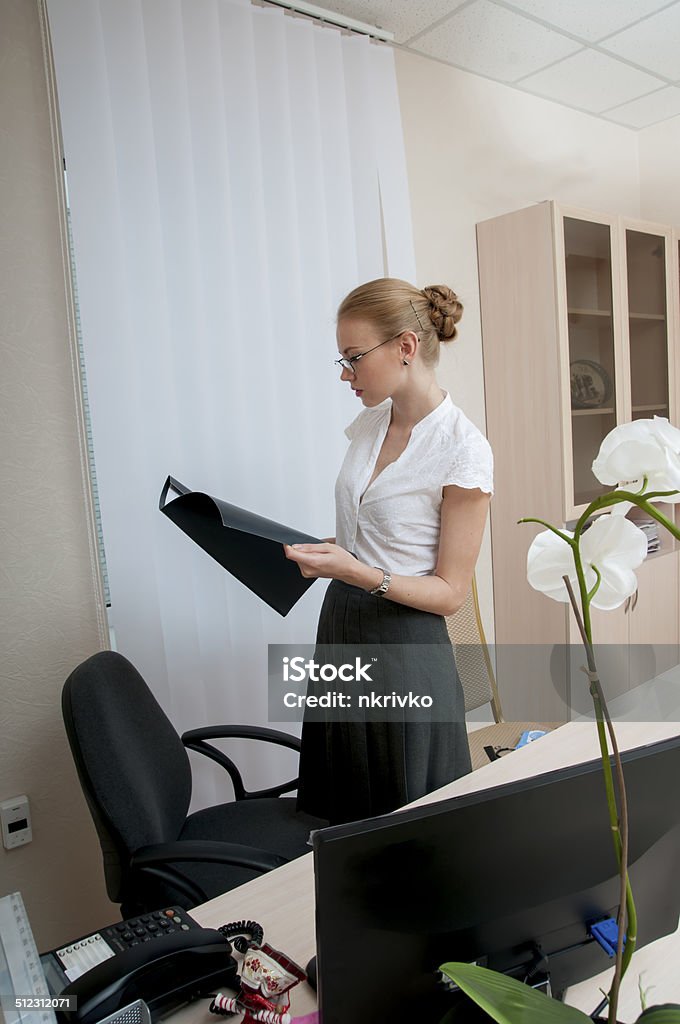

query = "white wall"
[
  {"left": 394, "top": 49, "right": 642, "bottom": 632},
  {"left": 639, "top": 114, "right": 680, "bottom": 226}
]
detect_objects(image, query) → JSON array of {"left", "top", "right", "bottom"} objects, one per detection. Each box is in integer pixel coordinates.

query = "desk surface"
[{"left": 184, "top": 721, "right": 680, "bottom": 1023}]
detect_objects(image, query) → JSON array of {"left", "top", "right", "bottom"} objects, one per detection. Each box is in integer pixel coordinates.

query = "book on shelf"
[{"left": 636, "top": 518, "right": 660, "bottom": 554}]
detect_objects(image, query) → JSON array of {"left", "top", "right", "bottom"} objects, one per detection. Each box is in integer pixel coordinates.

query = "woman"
[{"left": 284, "top": 278, "right": 493, "bottom": 824}]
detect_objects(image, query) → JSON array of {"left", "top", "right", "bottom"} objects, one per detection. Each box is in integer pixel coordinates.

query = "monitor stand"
[
  {"left": 305, "top": 956, "right": 317, "bottom": 991},
  {"left": 304, "top": 954, "right": 549, "bottom": 1020}
]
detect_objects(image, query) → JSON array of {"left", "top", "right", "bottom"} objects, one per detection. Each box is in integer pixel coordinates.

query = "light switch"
[{"left": 1, "top": 795, "right": 32, "bottom": 850}]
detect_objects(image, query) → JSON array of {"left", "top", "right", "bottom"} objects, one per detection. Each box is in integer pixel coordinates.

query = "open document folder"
[{"left": 159, "top": 476, "right": 321, "bottom": 616}]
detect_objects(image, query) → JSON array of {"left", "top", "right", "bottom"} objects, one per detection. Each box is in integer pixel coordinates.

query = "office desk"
[{"left": 181, "top": 721, "right": 680, "bottom": 1023}]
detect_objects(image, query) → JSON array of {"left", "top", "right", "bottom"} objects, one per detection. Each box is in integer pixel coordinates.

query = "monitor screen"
[{"left": 312, "top": 735, "right": 680, "bottom": 1023}]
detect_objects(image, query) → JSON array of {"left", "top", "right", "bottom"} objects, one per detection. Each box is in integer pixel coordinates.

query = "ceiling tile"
[
  {"left": 603, "top": 86, "right": 680, "bottom": 128},
  {"left": 520, "top": 48, "right": 665, "bottom": 112},
  {"left": 412, "top": 0, "right": 582, "bottom": 83},
  {"left": 499, "top": 0, "right": 677, "bottom": 44},
  {"left": 599, "top": 4, "right": 680, "bottom": 80},
  {"left": 305, "top": 0, "right": 469, "bottom": 45}
]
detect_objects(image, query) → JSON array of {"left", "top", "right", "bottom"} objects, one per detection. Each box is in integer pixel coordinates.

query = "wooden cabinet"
[
  {"left": 477, "top": 201, "right": 680, "bottom": 721},
  {"left": 566, "top": 553, "right": 679, "bottom": 712}
]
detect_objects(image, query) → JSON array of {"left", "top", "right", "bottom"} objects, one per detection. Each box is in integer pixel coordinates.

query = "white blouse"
[{"left": 335, "top": 391, "right": 493, "bottom": 577}]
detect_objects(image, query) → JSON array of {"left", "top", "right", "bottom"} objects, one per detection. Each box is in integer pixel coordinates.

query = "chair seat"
[
  {"left": 177, "top": 799, "right": 327, "bottom": 899},
  {"left": 467, "top": 722, "right": 562, "bottom": 773}
]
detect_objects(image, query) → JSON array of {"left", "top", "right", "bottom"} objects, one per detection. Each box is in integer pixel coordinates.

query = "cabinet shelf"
[
  {"left": 645, "top": 546, "right": 677, "bottom": 560},
  {"left": 629, "top": 312, "right": 666, "bottom": 321},
  {"left": 567, "top": 307, "right": 612, "bottom": 317},
  {"left": 571, "top": 407, "right": 615, "bottom": 416},
  {"left": 632, "top": 404, "right": 668, "bottom": 413}
]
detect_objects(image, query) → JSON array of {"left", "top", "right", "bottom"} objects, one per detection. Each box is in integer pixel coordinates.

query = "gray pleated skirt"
[{"left": 297, "top": 579, "right": 471, "bottom": 825}]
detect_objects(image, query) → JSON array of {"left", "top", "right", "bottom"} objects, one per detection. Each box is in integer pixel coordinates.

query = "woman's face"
[{"left": 336, "top": 318, "right": 404, "bottom": 407}]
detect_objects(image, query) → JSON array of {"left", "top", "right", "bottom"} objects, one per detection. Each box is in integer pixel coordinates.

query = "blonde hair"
[{"left": 337, "top": 278, "right": 462, "bottom": 366}]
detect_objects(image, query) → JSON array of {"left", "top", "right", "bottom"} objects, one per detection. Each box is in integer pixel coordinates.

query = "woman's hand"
[
  {"left": 284, "top": 487, "right": 491, "bottom": 614},
  {"left": 283, "top": 542, "right": 359, "bottom": 583}
]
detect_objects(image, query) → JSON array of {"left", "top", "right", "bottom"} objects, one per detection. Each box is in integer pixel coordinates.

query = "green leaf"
[
  {"left": 439, "top": 962, "right": 592, "bottom": 1024},
  {"left": 636, "top": 1007, "right": 680, "bottom": 1023}
]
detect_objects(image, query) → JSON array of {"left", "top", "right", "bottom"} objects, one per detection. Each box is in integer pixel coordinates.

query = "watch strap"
[{"left": 369, "top": 569, "right": 392, "bottom": 596}]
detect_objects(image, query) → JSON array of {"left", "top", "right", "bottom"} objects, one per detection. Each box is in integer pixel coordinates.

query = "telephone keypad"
[{"left": 101, "top": 908, "right": 198, "bottom": 953}]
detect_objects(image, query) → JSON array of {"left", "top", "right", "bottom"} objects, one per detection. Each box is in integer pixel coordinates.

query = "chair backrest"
[
  {"left": 445, "top": 575, "right": 503, "bottom": 719},
  {"left": 62, "top": 651, "right": 192, "bottom": 902}
]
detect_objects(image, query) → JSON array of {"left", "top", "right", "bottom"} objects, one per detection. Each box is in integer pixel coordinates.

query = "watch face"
[
  {"left": 371, "top": 572, "right": 390, "bottom": 595},
  {"left": 570, "top": 360, "right": 613, "bottom": 409}
]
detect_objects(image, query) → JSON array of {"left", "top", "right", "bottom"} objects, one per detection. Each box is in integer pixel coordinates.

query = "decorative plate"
[{"left": 570, "top": 359, "right": 613, "bottom": 409}]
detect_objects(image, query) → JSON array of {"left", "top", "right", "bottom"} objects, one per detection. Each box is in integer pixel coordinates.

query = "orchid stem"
[
  {"left": 575, "top": 489, "right": 680, "bottom": 541},
  {"left": 563, "top": 549, "right": 636, "bottom": 1024},
  {"left": 521, "top": 483, "right": 673, "bottom": 1021},
  {"left": 517, "top": 517, "right": 576, "bottom": 547}
]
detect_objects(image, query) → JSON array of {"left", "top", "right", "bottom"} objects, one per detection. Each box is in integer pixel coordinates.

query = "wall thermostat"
[{"left": 1, "top": 795, "right": 32, "bottom": 850}]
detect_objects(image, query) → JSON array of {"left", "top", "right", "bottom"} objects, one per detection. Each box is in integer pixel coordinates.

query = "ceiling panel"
[
  {"left": 301, "top": 0, "right": 680, "bottom": 129},
  {"left": 520, "top": 48, "right": 665, "bottom": 113},
  {"left": 599, "top": 4, "right": 680, "bottom": 81},
  {"left": 413, "top": 0, "right": 581, "bottom": 83},
  {"left": 499, "top": 0, "right": 677, "bottom": 44},
  {"left": 603, "top": 86, "right": 680, "bottom": 129},
  {"left": 302, "top": 0, "right": 469, "bottom": 44}
]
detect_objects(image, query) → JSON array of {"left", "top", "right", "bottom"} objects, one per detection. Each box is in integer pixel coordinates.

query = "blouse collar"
[{"left": 380, "top": 388, "right": 451, "bottom": 434}]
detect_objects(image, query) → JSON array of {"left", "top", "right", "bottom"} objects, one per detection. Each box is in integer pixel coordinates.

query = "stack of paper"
[{"left": 637, "top": 519, "right": 660, "bottom": 554}]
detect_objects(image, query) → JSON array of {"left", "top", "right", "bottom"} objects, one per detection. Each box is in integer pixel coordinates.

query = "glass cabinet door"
[
  {"left": 625, "top": 229, "right": 670, "bottom": 421},
  {"left": 563, "top": 217, "right": 618, "bottom": 508}
]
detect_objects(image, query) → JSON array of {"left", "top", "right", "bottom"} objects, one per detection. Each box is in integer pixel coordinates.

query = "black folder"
[{"left": 159, "top": 476, "right": 321, "bottom": 616}]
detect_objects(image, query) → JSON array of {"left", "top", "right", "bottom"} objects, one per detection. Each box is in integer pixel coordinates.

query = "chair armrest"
[
  {"left": 132, "top": 840, "right": 288, "bottom": 872},
  {"left": 129, "top": 840, "right": 289, "bottom": 907},
  {"left": 182, "top": 725, "right": 301, "bottom": 752},
  {"left": 181, "top": 725, "right": 301, "bottom": 801}
]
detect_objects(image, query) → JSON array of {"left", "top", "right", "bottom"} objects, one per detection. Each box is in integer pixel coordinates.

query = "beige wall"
[
  {"left": 395, "top": 49, "right": 642, "bottom": 633},
  {"left": 0, "top": 0, "right": 112, "bottom": 947}
]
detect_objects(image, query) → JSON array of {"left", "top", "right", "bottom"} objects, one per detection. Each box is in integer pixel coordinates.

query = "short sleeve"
[{"left": 443, "top": 433, "right": 494, "bottom": 494}]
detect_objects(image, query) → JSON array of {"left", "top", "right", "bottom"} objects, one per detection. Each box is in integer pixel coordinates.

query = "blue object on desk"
[
  {"left": 516, "top": 729, "right": 548, "bottom": 748},
  {"left": 590, "top": 918, "right": 625, "bottom": 958}
]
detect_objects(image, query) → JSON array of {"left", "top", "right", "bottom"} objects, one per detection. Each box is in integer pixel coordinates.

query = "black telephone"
[{"left": 41, "top": 907, "right": 238, "bottom": 1024}]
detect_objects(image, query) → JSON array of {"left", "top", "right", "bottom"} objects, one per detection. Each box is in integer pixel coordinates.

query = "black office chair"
[{"left": 62, "top": 651, "right": 325, "bottom": 917}]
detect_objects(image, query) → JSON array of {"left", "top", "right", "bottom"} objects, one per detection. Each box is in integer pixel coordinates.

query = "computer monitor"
[{"left": 312, "top": 735, "right": 680, "bottom": 1023}]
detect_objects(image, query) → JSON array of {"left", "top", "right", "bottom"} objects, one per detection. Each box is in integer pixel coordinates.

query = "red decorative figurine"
[{"left": 210, "top": 943, "right": 306, "bottom": 1024}]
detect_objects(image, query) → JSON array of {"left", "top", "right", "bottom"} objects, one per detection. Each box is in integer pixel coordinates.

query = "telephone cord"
[{"left": 218, "top": 919, "right": 264, "bottom": 953}]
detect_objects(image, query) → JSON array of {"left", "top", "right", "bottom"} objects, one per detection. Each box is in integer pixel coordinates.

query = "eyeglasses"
[{"left": 334, "top": 334, "right": 399, "bottom": 376}]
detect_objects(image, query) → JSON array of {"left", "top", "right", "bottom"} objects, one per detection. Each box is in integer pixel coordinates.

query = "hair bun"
[{"left": 422, "top": 285, "right": 463, "bottom": 342}]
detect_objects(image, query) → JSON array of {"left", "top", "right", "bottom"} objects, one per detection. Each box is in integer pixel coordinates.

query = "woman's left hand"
[{"left": 283, "top": 542, "right": 359, "bottom": 583}]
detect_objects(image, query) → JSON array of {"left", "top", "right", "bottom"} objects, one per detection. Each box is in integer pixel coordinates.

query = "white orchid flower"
[
  {"left": 527, "top": 514, "right": 647, "bottom": 610},
  {"left": 591, "top": 417, "right": 680, "bottom": 500}
]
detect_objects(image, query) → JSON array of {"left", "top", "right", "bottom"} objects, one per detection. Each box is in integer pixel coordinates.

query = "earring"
[{"left": 403, "top": 359, "right": 409, "bottom": 366}]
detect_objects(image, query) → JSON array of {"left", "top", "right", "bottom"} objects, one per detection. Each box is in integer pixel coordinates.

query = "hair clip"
[{"left": 409, "top": 299, "right": 426, "bottom": 332}]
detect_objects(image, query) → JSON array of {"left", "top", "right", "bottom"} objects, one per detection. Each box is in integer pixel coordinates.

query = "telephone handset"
[{"left": 41, "top": 907, "right": 239, "bottom": 1024}]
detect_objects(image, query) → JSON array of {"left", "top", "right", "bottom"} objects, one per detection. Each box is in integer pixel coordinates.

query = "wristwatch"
[{"left": 370, "top": 568, "right": 392, "bottom": 596}]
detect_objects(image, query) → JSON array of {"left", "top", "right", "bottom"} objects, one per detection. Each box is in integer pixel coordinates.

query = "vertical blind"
[{"left": 46, "top": 0, "right": 416, "bottom": 807}]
